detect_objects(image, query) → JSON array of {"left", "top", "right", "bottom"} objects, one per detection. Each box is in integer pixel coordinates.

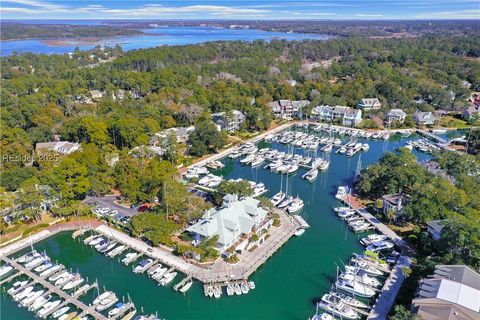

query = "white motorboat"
[
  {"left": 21, "top": 289, "right": 45, "bottom": 307},
  {"left": 147, "top": 264, "right": 162, "bottom": 276},
  {"left": 253, "top": 183, "right": 268, "bottom": 197},
  {"left": 213, "top": 286, "right": 222, "bottom": 298},
  {"left": 295, "top": 229, "right": 305, "bottom": 236},
  {"left": 362, "top": 143, "right": 370, "bottom": 151},
  {"left": 49, "top": 271, "right": 69, "bottom": 282},
  {"left": 108, "top": 303, "right": 128, "bottom": 317},
  {"left": 159, "top": 272, "right": 177, "bottom": 286},
  {"left": 0, "top": 264, "right": 13, "bottom": 277},
  {"left": 311, "top": 303, "right": 335, "bottom": 320},
  {"left": 122, "top": 252, "right": 138, "bottom": 265},
  {"left": 360, "top": 234, "right": 388, "bottom": 246},
  {"left": 286, "top": 164, "right": 299, "bottom": 174},
  {"left": 270, "top": 192, "right": 286, "bottom": 206},
  {"left": 152, "top": 267, "right": 168, "bottom": 281},
  {"left": 346, "top": 264, "right": 383, "bottom": 277},
  {"left": 240, "top": 282, "right": 249, "bottom": 294},
  {"left": 40, "top": 264, "right": 61, "bottom": 277},
  {"left": 366, "top": 240, "right": 394, "bottom": 252},
  {"left": 319, "top": 294, "right": 359, "bottom": 319},
  {"left": 329, "top": 292, "right": 369, "bottom": 309},
  {"left": 34, "top": 261, "right": 53, "bottom": 273},
  {"left": 234, "top": 283, "right": 242, "bottom": 295},
  {"left": 7, "top": 280, "right": 28, "bottom": 295},
  {"left": 335, "top": 279, "right": 376, "bottom": 298},
  {"left": 17, "top": 251, "right": 40, "bottom": 264},
  {"left": 88, "top": 236, "right": 104, "bottom": 246},
  {"left": 339, "top": 146, "right": 347, "bottom": 154},
  {"left": 107, "top": 245, "right": 126, "bottom": 257},
  {"left": 93, "top": 291, "right": 113, "bottom": 305},
  {"left": 338, "top": 209, "right": 356, "bottom": 219},
  {"left": 13, "top": 286, "right": 34, "bottom": 301},
  {"left": 29, "top": 294, "right": 52, "bottom": 311},
  {"left": 335, "top": 186, "right": 348, "bottom": 200},
  {"left": 99, "top": 241, "right": 117, "bottom": 254},
  {"left": 25, "top": 254, "right": 48, "bottom": 269},
  {"left": 302, "top": 169, "right": 318, "bottom": 182},
  {"left": 240, "top": 154, "right": 255, "bottom": 164},
  {"left": 226, "top": 284, "right": 234, "bottom": 296},
  {"left": 52, "top": 306, "right": 70, "bottom": 318},
  {"left": 63, "top": 277, "right": 84, "bottom": 290},
  {"left": 133, "top": 259, "right": 154, "bottom": 274},
  {"left": 96, "top": 294, "right": 118, "bottom": 312},
  {"left": 287, "top": 197, "right": 304, "bottom": 213},
  {"left": 277, "top": 196, "right": 293, "bottom": 209},
  {"left": 37, "top": 300, "right": 62, "bottom": 318},
  {"left": 250, "top": 156, "right": 265, "bottom": 167},
  {"left": 55, "top": 273, "right": 74, "bottom": 287},
  {"left": 322, "top": 144, "right": 333, "bottom": 153},
  {"left": 179, "top": 280, "right": 193, "bottom": 293},
  {"left": 83, "top": 234, "right": 97, "bottom": 245},
  {"left": 343, "top": 270, "right": 382, "bottom": 287}
]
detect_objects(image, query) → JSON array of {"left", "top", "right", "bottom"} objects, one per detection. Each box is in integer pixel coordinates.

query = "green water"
[{"left": 1, "top": 131, "right": 430, "bottom": 320}]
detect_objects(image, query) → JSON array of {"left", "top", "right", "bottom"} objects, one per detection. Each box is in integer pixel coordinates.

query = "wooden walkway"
[
  {"left": 1, "top": 255, "right": 106, "bottom": 320},
  {"left": 343, "top": 194, "right": 414, "bottom": 320}
]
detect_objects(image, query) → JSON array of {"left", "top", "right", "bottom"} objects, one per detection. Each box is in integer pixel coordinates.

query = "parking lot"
[{"left": 84, "top": 195, "right": 139, "bottom": 218}]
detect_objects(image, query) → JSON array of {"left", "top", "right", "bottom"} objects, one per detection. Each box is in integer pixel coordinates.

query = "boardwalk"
[
  {"left": 344, "top": 194, "right": 413, "bottom": 320},
  {"left": 1, "top": 255, "right": 107, "bottom": 320}
]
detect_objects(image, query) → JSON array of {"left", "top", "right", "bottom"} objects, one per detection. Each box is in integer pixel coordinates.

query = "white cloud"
[
  {"left": 414, "top": 9, "right": 480, "bottom": 19},
  {"left": 354, "top": 14, "right": 384, "bottom": 17}
]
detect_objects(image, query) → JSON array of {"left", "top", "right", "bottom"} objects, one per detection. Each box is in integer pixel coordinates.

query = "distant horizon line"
[{"left": 2, "top": 18, "right": 479, "bottom": 22}]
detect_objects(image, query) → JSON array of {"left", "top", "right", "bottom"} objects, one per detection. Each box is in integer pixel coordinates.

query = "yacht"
[
  {"left": 346, "top": 148, "right": 355, "bottom": 157},
  {"left": 180, "top": 280, "right": 193, "bottom": 293},
  {"left": 37, "top": 300, "right": 62, "bottom": 318},
  {"left": 159, "top": 272, "right": 177, "bottom": 286},
  {"left": 360, "top": 234, "right": 388, "bottom": 246},
  {"left": 29, "top": 294, "right": 52, "bottom": 311},
  {"left": 214, "top": 286, "right": 222, "bottom": 298},
  {"left": 329, "top": 292, "right": 369, "bottom": 309},
  {"left": 366, "top": 240, "right": 394, "bottom": 252},
  {"left": 93, "top": 291, "right": 113, "bottom": 305},
  {"left": 248, "top": 281, "right": 255, "bottom": 290},
  {"left": 25, "top": 254, "right": 48, "bottom": 269},
  {"left": 240, "top": 154, "right": 255, "bottom": 164},
  {"left": 122, "top": 252, "right": 138, "bottom": 265},
  {"left": 0, "top": 264, "right": 13, "bottom": 277},
  {"left": 49, "top": 271, "right": 69, "bottom": 282},
  {"left": 83, "top": 234, "right": 97, "bottom": 245},
  {"left": 335, "top": 186, "right": 348, "bottom": 200},
  {"left": 295, "top": 229, "right": 305, "bottom": 236},
  {"left": 346, "top": 264, "right": 383, "bottom": 277},
  {"left": 99, "top": 241, "right": 117, "bottom": 254},
  {"left": 335, "top": 279, "right": 376, "bottom": 298},
  {"left": 55, "top": 273, "right": 74, "bottom": 287},
  {"left": 7, "top": 280, "right": 28, "bottom": 295},
  {"left": 63, "top": 277, "right": 84, "bottom": 290},
  {"left": 52, "top": 306, "right": 70, "bottom": 319},
  {"left": 21, "top": 289, "right": 45, "bottom": 307},
  {"left": 40, "top": 264, "right": 61, "bottom": 277},
  {"left": 107, "top": 245, "right": 126, "bottom": 257},
  {"left": 13, "top": 286, "right": 34, "bottom": 301},
  {"left": 96, "top": 294, "right": 118, "bottom": 312},
  {"left": 89, "top": 236, "right": 104, "bottom": 247},
  {"left": 147, "top": 264, "right": 162, "bottom": 276},
  {"left": 253, "top": 183, "right": 268, "bottom": 197},
  {"left": 338, "top": 209, "right": 355, "bottom": 219},
  {"left": 334, "top": 138, "right": 342, "bottom": 145},
  {"left": 250, "top": 156, "right": 265, "bottom": 167},
  {"left": 352, "top": 222, "right": 372, "bottom": 232},
  {"left": 362, "top": 143, "right": 370, "bottom": 151},
  {"left": 108, "top": 303, "right": 128, "bottom": 317},
  {"left": 322, "top": 144, "right": 333, "bottom": 153},
  {"left": 34, "top": 261, "right": 53, "bottom": 273},
  {"left": 73, "top": 284, "right": 90, "bottom": 297},
  {"left": 302, "top": 169, "right": 318, "bottom": 182},
  {"left": 277, "top": 196, "right": 293, "bottom": 209},
  {"left": 206, "top": 286, "right": 214, "bottom": 297},
  {"left": 287, "top": 197, "right": 304, "bottom": 213},
  {"left": 311, "top": 303, "right": 335, "bottom": 320},
  {"left": 133, "top": 259, "right": 154, "bottom": 274},
  {"left": 17, "top": 251, "right": 40, "bottom": 264},
  {"left": 268, "top": 160, "right": 284, "bottom": 171},
  {"left": 286, "top": 164, "right": 299, "bottom": 174},
  {"left": 318, "top": 160, "right": 330, "bottom": 171},
  {"left": 152, "top": 267, "right": 168, "bottom": 281},
  {"left": 341, "top": 271, "right": 382, "bottom": 288},
  {"left": 270, "top": 192, "right": 286, "bottom": 206},
  {"left": 319, "top": 293, "right": 359, "bottom": 319},
  {"left": 226, "top": 284, "right": 234, "bottom": 296},
  {"left": 241, "top": 282, "right": 249, "bottom": 294},
  {"left": 339, "top": 146, "right": 347, "bottom": 154},
  {"left": 234, "top": 283, "right": 242, "bottom": 295}
]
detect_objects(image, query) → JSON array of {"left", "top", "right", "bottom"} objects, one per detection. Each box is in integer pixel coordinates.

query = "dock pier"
[{"left": 0, "top": 255, "right": 108, "bottom": 320}]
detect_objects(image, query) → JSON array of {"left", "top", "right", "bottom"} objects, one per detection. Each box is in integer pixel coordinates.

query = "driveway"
[{"left": 84, "top": 195, "right": 138, "bottom": 217}]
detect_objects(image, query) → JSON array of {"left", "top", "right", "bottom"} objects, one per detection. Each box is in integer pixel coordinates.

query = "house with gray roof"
[
  {"left": 268, "top": 99, "right": 310, "bottom": 120},
  {"left": 412, "top": 265, "right": 480, "bottom": 320},
  {"left": 186, "top": 194, "right": 269, "bottom": 252},
  {"left": 385, "top": 109, "right": 407, "bottom": 124},
  {"left": 414, "top": 111, "right": 436, "bottom": 126},
  {"left": 211, "top": 110, "right": 246, "bottom": 132},
  {"left": 151, "top": 126, "right": 195, "bottom": 145},
  {"left": 427, "top": 219, "right": 447, "bottom": 241},
  {"left": 310, "top": 105, "right": 362, "bottom": 127},
  {"left": 462, "top": 106, "right": 480, "bottom": 121},
  {"left": 35, "top": 141, "right": 81, "bottom": 155},
  {"left": 357, "top": 98, "right": 382, "bottom": 110}
]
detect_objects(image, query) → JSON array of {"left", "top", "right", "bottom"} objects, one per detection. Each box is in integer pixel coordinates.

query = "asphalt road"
[{"left": 84, "top": 195, "right": 138, "bottom": 217}]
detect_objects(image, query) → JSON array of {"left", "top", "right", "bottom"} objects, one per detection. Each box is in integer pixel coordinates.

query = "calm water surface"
[
  {"left": 1, "top": 26, "right": 332, "bottom": 56},
  {"left": 1, "top": 130, "right": 430, "bottom": 320}
]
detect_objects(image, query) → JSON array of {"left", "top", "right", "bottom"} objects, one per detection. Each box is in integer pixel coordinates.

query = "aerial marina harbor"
[{"left": 1, "top": 121, "right": 447, "bottom": 320}]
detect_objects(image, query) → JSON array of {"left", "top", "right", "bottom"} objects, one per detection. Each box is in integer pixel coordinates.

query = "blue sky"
[{"left": 1, "top": 0, "right": 479, "bottom": 20}]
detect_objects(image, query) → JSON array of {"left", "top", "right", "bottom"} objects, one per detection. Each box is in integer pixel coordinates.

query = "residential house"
[
  {"left": 462, "top": 105, "right": 480, "bottom": 121},
  {"left": 186, "top": 194, "right": 270, "bottom": 252},
  {"left": 151, "top": 126, "right": 195, "bottom": 146},
  {"left": 268, "top": 99, "right": 310, "bottom": 120},
  {"left": 211, "top": 110, "right": 246, "bottom": 132},
  {"left": 427, "top": 220, "right": 446, "bottom": 241},
  {"left": 129, "top": 145, "right": 164, "bottom": 158},
  {"left": 411, "top": 265, "right": 480, "bottom": 320},
  {"left": 357, "top": 98, "right": 382, "bottom": 110},
  {"left": 382, "top": 193, "right": 408, "bottom": 218},
  {"left": 89, "top": 90, "right": 103, "bottom": 101},
  {"left": 343, "top": 108, "right": 363, "bottom": 126},
  {"left": 414, "top": 111, "right": 436, "bottom": 126},
  {"left": 385, "top": 109, "right": 407, "bottom": 124},
  {"left": 310, "top": 105, "right": 362, "bottom": 127},
  {"left": 434, "top": 109, "right": 448, "bottom": 118},
  {"left": 35, "top": 141, "right": 81, "bottom": 155}
]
